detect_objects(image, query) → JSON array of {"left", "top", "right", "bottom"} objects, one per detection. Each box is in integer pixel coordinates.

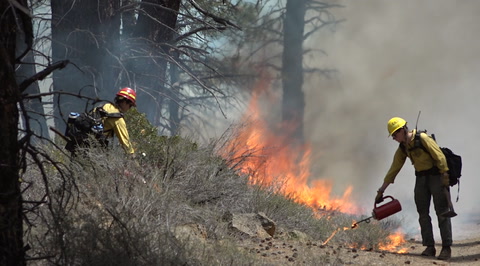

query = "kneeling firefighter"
[
  {"left": 65, "top": 87, "right": 137, "bottom": 156},
  {"left": 101, "top": 87, "right": 136, "bottom": 155}
]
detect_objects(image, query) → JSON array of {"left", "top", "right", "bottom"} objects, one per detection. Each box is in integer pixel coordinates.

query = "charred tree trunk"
[
  {"left": 14, "top": 0, "right": 48, "bottom": 139},
  {"left": 16, "top": 50, "right": 49, "bottom": 139},
  {"left": 122, "top": 0, "right": 137, "bottom": 38},
  {"left": 0, "top": 1, "right": 26, "bottom": 265},
  {"left": 130, "top": 0, "right": 181, "bottom": 131},
  {"left": 168, "top": 50, "right": 181, "bottom": 134},
  {"left": 282, "top": 0, "right": 306, "bottom": 143}
]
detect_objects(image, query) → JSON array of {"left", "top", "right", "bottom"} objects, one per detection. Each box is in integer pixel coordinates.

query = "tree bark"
[
  {"left": 16, "top": 50, "right": 49, "bottom": 138},
  {"left": 282, "top": 0, "right": 306, "bottom": 143},
  {"left": 0, "top": 1, "right": 26, "bottom": 264},
  {"left": 128, "top": 0, "right": 181, "bottom": 131},
  {"left": 168, "top": 50, "right": 181, "bottom": 134}
]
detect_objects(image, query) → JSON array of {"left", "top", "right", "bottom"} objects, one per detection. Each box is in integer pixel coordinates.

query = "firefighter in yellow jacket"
[
  {"left": 101, "top": 87, "right": 136, "bottom": 154},
  {"left": 375, "top": 117, "right": 452, "bottom": 260}
]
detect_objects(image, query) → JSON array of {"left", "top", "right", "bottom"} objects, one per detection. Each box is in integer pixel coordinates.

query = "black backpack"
[
  {"left": 401, "top": 130, "right": 462, "bottom": 200},
  {"left": 437, "top": 146, "right": 462, "bottom": 186},
  {"left": 64, "top": 106, "right": 121, "bottom": 153}
]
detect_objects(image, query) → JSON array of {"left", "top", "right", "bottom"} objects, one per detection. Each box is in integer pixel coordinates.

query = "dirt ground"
[{"left": 242, "top": 231, "right": 480, "bottom": 265}]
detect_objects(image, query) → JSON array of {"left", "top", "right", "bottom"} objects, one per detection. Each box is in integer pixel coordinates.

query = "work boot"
[
  {"left": 421, "top": 246, "right": 436, "bottom": 257},
  {"left": 437, "top": 246, "right": 451, "bottom": 260}
]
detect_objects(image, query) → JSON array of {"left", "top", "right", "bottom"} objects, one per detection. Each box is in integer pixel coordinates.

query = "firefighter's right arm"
[
  {"left": 383, "top": 147, "right": 407, "bottom": 184},
  {"left": 376, "top": 148, "right": 407, "bottom": 203},
  {"left": 113, "top": 118, "right": 134, "bottom": 154}
]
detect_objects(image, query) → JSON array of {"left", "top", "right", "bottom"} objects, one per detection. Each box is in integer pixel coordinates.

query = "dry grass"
[{"left": 21, "top": 121, "right": 400, "bottom": 265}]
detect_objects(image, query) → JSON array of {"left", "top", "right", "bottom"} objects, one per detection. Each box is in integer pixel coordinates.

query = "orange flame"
[
  {"left": 322, "top": 228, "right": 341, "bottom": 245},
  {"left": 223, "top": 73, "right": 406, "bottom": 252},
  {"left": 378, "top": 230, "right": 409, "bottom": 254},
  {"left": 224, "top": 73, "right": 358, "bottom": 214}
]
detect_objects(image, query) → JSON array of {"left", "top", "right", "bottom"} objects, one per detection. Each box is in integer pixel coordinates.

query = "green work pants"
[{"left": 414, "top": 174, "right": 452, "bottom": 247}]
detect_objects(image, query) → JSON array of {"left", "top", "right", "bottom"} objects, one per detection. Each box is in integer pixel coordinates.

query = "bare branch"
[
  {"left": 187, "top": 0, "right": 242, "bottom": 30},
  {"left": 7, "top": 0, "right": 32, "bottom": 17},
  {"left": 175, "top": 26, "right": 227, "bottom": 43},
  {"left": 49, "top": 127, "right": 69, "bottom": 142},
  {"left": 18, "top": 60, "right": 69, "bottom": 92},
  {"left": 23, "top": 90, "right": 104, "bottom": 102}
]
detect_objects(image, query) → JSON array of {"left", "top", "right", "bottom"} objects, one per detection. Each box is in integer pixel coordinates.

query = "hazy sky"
[{"left": 301, "top": 0, "right": 480, "bottom": 238}]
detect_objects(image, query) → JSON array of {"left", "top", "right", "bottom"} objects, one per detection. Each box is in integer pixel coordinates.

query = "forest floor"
[{"left": 239, "top": 224, "right": 480, "bottom": 265}]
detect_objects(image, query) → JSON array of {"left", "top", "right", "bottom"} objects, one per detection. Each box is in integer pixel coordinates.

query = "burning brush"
[
  {"left": 323, "top": 195, "right": 403, "bottom": 246},
  {"left": 323, "top": 196, "right": 408, "bottom": 254}
]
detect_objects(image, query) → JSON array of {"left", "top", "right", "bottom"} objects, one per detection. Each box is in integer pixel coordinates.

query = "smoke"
[{"left": 302, "top": 1, "right": 480, "bottom": 239}]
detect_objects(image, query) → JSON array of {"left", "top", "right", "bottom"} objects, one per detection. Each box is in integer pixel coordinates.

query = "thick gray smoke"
[
  {"left": 202, "top": 0, "right": 479, "bottom": 240},
  {"left": 302, "top": 1, "right": 480, "bottom": 239}
]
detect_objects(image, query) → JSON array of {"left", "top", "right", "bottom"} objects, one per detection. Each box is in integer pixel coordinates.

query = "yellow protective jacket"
[
  {"left": 384, "top": 129, "right": 448, "bottom": 184},
  {"left": 101, "top": 103, "right": 135, "bottom": 154}
]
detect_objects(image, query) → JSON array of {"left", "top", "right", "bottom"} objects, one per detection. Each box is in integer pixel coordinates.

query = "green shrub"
[{"left": 124, "top": 108, "right": 198, "bottom": 170}]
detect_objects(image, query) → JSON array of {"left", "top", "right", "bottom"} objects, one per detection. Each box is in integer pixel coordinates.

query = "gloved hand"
[
  {"left": 375, "top": 190, "right": 384, "bottom": 204},
  {"left": 441, "top": 172, "right": 450, "bottom": 187}
]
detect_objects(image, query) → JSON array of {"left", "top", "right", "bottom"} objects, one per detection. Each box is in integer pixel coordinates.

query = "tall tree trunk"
[
  {"left": 16, "top": 50, "right": 49, "bottom": 139},
  {"left": 130, "top": 0, "right": 180, "bottom": 132},
  {"left": 13, "top": 0, "right": 48, "bottom": 139},
  {"left": 51, "top": 0, "right": 120, "bottom": 132},
  {"left": 168, "top": 51, "right": 181, "bottom": 134},
  {"left": 282, "top": 0, "right": 306, "bottom": 142},
  {"left": 0, "top": 1, "right": 26, "bottom": 264}
]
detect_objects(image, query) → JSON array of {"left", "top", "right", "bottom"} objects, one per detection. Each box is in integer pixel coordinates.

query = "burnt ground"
[{"left": 238, "top": 232, "right": 480, "bottom": 265}]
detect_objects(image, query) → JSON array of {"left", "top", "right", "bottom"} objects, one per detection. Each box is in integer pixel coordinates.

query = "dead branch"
[
  {"left": 49, "top": 127, "right": 70, "bottom": 142},
  {"left": 19, "top": 60, "right": 69, "bottom": 92},
  {"left": 175, "top": 26, "right": 227, "bottom": 43},
  {"left": 187, "top": 0, "right": 242, "bottom": 30}
]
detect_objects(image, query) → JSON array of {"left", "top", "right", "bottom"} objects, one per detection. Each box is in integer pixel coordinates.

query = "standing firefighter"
[
  {"left": 65, "top": 87, "right": 136, "bottom": 155},
  {"left": 375, "top": 117, "right": 453, "bottom": 260}
]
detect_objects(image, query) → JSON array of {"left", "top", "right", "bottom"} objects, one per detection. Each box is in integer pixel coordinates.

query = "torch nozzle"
[{"left": 351, "top": 216, "right": 373, "bottom": 228}]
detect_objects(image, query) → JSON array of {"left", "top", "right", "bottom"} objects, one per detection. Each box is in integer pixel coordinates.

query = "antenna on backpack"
[{"left": 414, "top": 111, "right": 421, "bottom": 132}]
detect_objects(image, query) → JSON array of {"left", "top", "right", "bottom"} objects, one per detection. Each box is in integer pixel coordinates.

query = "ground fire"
[
  {"left": 378, "top": 230, "right": 409, "bottom": 254},
  {"left": 223, "top": 75, "right": 408, "bottom": 253}
]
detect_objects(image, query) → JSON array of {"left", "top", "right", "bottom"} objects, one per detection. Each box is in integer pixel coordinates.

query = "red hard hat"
[{"left": 116, "top": 87, "right": 136, "bottom": 106}]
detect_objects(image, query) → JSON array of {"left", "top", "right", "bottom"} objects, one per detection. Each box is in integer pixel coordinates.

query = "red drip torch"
[{"left": 351, "top": 196, "right": 402, "bottom": 228}]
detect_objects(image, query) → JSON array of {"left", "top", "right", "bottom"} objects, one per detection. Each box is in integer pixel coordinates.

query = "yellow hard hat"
[{"left": 387, "top": 117, "right": 407, "bottom": 136}]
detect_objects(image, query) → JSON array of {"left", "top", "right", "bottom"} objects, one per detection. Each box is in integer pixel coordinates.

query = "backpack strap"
[
  {"left": 399, "top": 130, "right": 425, "bottom": 152},
  {"left": 95, "top": 106, "right": 124, "bottom": 139},
  {"left": 95, "top": 105, "right": 124, "bottom": 118},
  {"left": 105, "top": 112, "right": 123, "bottom": 118},
  {"left": 411, "top": 131, "right": 428, "bottom": 153},
  {"left": 456, "top": 179, "right": 460, "bottom": 202}
]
